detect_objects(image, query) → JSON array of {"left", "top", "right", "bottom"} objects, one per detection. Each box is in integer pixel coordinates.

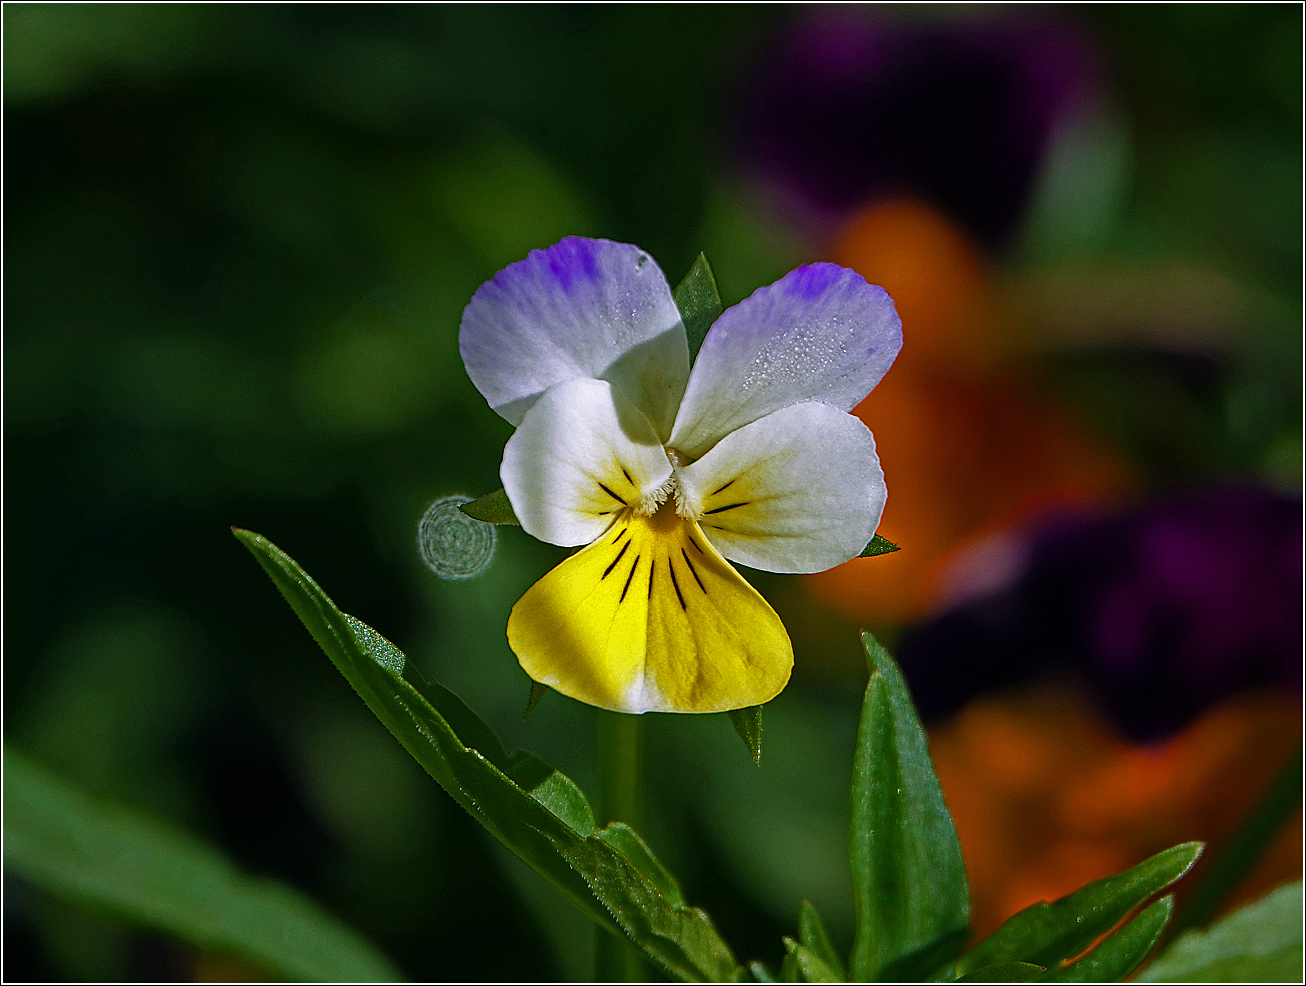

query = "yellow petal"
[{"left": 507, "top": 504, "right": 793, "bottom": 713}]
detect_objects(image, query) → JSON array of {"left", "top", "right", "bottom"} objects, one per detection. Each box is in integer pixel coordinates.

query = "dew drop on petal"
[{"left": 418, "top": 495, "right": 497, "bottom": 580}]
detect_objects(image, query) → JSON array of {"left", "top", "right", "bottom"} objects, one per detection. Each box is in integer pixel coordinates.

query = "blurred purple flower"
[
  {"left": 898, "top": 484, "right": 1302, "bottom": 740},
  {"left": 736, "top": 8, "right": 1101, "bottom": 246}
]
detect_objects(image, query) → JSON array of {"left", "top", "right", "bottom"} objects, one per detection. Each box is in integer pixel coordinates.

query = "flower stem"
[{"left": 594, "top": 710, "right": 645, "bottom": 982}]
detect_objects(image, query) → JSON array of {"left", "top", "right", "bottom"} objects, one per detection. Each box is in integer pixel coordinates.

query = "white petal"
[
  {"left": 460, "top": 237, "right": 690, "bottom": 440},
  {"left": 501, "top": 377, "right": 673, "bottom": 547},
  {"left": 669, "top": 263, "right": 901, "bottom": 460},
  {"left": 676, "top": 402, "right": 886, "bottom": 574}
]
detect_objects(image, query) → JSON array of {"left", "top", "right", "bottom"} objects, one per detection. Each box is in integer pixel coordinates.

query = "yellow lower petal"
[{"left": 507, "top": 503, "right": 793, "bottom": 713}]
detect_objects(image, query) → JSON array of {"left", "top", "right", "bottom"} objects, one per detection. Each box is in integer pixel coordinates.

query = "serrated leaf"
[
  {"left": 673, "top": 252, "right": 724, "bottom": 363},
  {"left": 596, "top": 823, "right": 686, "bottom": 908},
  {"left": 957, "top": 842, "right": 1202, "bottom": 976},
  {"left": 1049, "top": 894, "right": 1173, "bottom": 982},
  {"left": 234, "top": 529, "right": 739, "bottom": 983},
  {"left": 1137, "top": 881, "right": 1303, "bottom": 983},
  {"left": 858, "top": 535, "right": 900, "bottom": 557},
  {"left": 954, "top": 961, "right": 1047, "bottom": 982},
  {"left": 784, "top": 937, "right": 842, "bottom": 983},
  {"left": 3, "top": 748, "right": 399, "bottom": 983},
  {"left": 728, "top": 706, "right": 763, "bottom": 767},
  {"left": 459, "top": 488, "right": 520, "bottom": 525},
  {"left": 797, "top": 899, "right": 846, "bottom": 981},
  {"left": 849, "top": 633, "right": 970, "bottom": 981}
]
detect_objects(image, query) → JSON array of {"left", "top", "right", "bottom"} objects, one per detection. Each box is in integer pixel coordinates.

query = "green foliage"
[
  {"left": 673, "top": 253, "right": 725, "bottom": 363},
  {"left": 458, "top": 488, "right": 520, "bottom": 525},
  {"left": 796, "top": 900, "right": 846, "bottom": 981},
  {"left": 849, "top": 632, "right": 970, "bottom": 981},
  {"left": 727, "top": 706, "right": 764, "bottom": 767},
  {"left": 3, "top": 748, "right": 399, "bottom": 983},
  {"left": 234, "top": 528, "right": 740, "bottom": 983},
  {"left": 957, "top": 841, "right": 1202, "bottom": 978},
  {"left": 1138, "top": 881, "right": 1304, "bottom": 983},
  {"left": 857, "top": 535, "right": 900, "bottom": 558}
]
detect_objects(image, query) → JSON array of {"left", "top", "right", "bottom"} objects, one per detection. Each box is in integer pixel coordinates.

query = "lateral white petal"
[
  {"left": 677, "top": 401, "right": 886, "bottom": 574},
  {"left": 460, "top": 236, "right": 690, "bottom": 440},
  {"left": 669, "top": 263, "right": 901, "bottom": 460},
  {"left": 501, "top": 377, "right": 673, "bottom": 547}
]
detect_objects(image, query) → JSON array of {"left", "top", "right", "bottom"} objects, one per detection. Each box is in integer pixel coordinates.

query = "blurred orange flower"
[
  {"left": 928, "top": 686, "right": 1302, "bottom": 938},
  {"left": 806, "top": 199, "right": 1132, "bottom": 623}
]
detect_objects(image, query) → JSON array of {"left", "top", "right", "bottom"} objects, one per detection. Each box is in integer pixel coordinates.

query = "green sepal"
[
  {"left": 783, "top": 937, "right": 842, "bottom": 983},
  {"left": 727, "top": 705, "right": 763, "bottom": 767},
  {"left": 956, "top": 841, "right": 1202, "bottom": 976},
  {"left": 3, "top": 747, "right": 399, "bottom": 983},
  {"left": 858, "top": 534, "right": 900, "bottom": 557},
  {"left": 673, "top": 252, "right": 725, "bottom": 363},
  {"left": 523, "top": 680, "right": 549, "bottom": 719},
  {"left": 1137, "top": 880, "right": 1303, "bottom": 982},
  {"left": 459, "top": 488, "right": 520, "bottom": 525},
  {"left": 849, "top": 633, "right": 970, "bottom": 981},
  {"left": 797, "top": 899, "right": 846, "bottom": 980},
  {"left": 233, "top": 529, "right": 740, "bottom": 982}
]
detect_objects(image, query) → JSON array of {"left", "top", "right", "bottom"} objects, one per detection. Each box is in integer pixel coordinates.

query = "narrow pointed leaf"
[
  {"left": 797, "top": 899, "right": 846, "bottom": 981},
  {"left": 459, "top": 487, "right": 520, "bottom": 525},
  {"left": 1137, "top": 880, "right": 1303, "bottom": 983},
  {"left": 234, "top": 529, "right": 739, "bottom": 982},
  {"left": 858, "top": 535, "right": 899, "bottom": 557},
  {"left": 673, "top": 252, "right": 724, "bottom": 363},
  {"left": 849, "top": 633, "right": 969, "bottom": 981},
  {"left": 1049, "top": 895, "right": 1174, "bottom": 982},
  {"left": 957, "top": 841, "right": 1202, "bottom": 975},
  {"left": 4, "top": 748, "right": 399, "bottom": 983},
  {"left": 750, "top": 959, "right": 780, "bottom": 983},
  {"left": 784, "top": 937, "right": 842, "bottom": 983},
  {"left": 728, "top": 706, "right": 763, "bottom": 767}
]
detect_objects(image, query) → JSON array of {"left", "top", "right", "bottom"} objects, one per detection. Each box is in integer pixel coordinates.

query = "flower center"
[{"left": 631, "top": 447, "right": 698, "bottom": 521}]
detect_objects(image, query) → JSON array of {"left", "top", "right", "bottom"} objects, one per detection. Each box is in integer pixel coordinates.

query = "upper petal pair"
[{"left": 459, "top": 236, "right": 903, "bottom": 459}]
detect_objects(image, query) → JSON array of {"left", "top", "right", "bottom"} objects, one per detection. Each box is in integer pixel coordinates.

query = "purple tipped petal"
[
  {"left": 459, "top": 237, "right": 689, "bottom": 439},
  {"left": 669, "top": 262, "right": 901, "bottom": 460}
]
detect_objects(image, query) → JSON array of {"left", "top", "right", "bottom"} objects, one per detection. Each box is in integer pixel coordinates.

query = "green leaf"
[
  {"left": 458, "top": 488, "right": 520, "bottom": 525},
  {"left": 879, "top": 928, "right": 969, "bottom": 982},
  {"left": 849, "top": 633, "right": 970, "bottom": 981},
  {"left": 234, "top": 529, "right": 739, "bottom": 983},
  {"left": 727, "top": 706, "right": 763, "bottom": 767},
  {"left": 1049, "top": 894, "right": 1173, "bottom": 982},
  {"left": 673, "top": 252, "right": 724, "bottom": 363},
  {"left": 798, "top": 899, "right": 846, "bottom": 980},
  {"left": 749, "top": 959, "right": 779, "bottom": 983},
  {"left": 3, "top": 747, "right": 399, "bottom": 983},
  {"left": 857, "top": 535, "right": 900, "bottom": 558},
  {"left": 1137, "top": 881, "right": 1303, "bottom": 983},
  {"left": 784, "top": 937, "right": 842, "bottom": 983},
  {"left": 954, "top": 961, "right": 1047, "bottom": 982},
  {"left": 957, "top": 842, "right": 1202, "bottom": 975}
]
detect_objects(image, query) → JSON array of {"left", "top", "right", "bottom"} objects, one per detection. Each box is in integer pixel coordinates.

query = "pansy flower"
[{"left": 460, "top": 237, "right": 901, "bottom": 713}]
